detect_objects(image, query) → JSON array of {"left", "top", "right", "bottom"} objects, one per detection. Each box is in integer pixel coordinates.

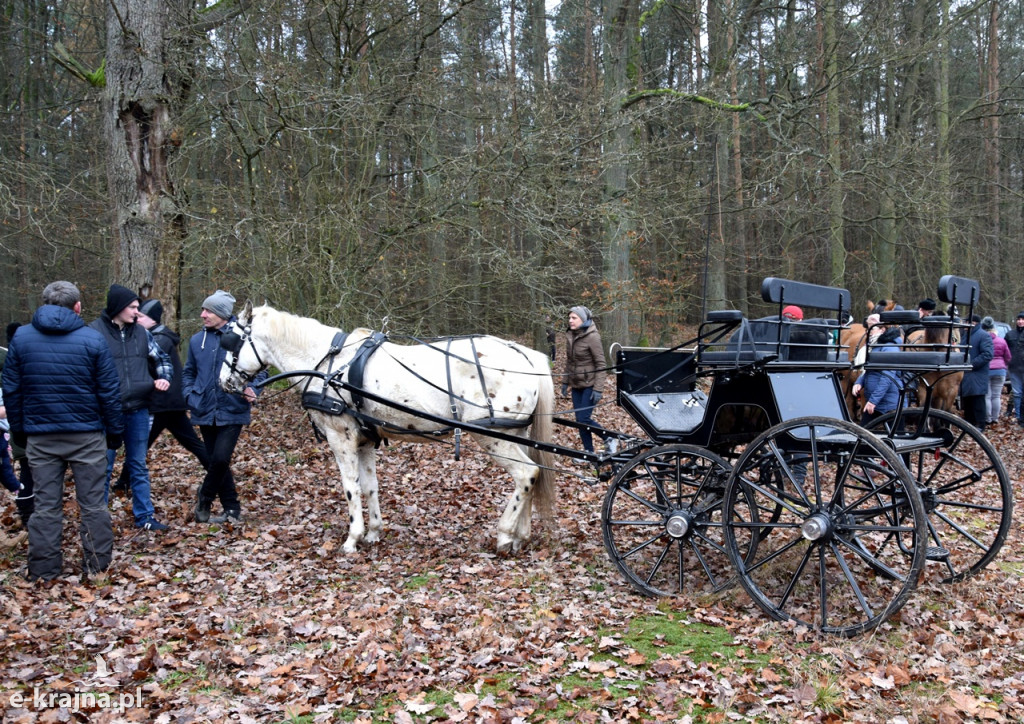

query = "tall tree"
[{"left": 100, "top": 0, "right": 249, "bottom": 326}]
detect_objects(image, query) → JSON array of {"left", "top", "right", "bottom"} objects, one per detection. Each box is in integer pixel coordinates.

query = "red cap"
[{"left": 782, "top": 305, "right": 803, "bottom": 321}]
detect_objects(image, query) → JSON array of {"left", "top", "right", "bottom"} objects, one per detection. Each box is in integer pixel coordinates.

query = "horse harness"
[
  {"left": 224, "top": 319, "right": 535, "bottom": 457},
  {"left": 300, "top": 332, "right": 534, "bottom": 458}
]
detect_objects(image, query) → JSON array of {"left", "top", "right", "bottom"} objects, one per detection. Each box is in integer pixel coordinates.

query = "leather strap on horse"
[{"left": 301, "top": 331, "right": 389, "bottom": 447}]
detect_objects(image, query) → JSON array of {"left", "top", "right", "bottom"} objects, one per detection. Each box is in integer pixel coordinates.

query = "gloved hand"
[
  {"left": 591, "top": 390, "right": 602, "bottom": 404},
  {"left": 106, "top": 433, "right": 123, "bottom": 451},
  {"left": 11, "top": 431, "right": 27, "bottom": 450},
  {"left": 560, "top": 385, "right": 568, "bottom": 397}
]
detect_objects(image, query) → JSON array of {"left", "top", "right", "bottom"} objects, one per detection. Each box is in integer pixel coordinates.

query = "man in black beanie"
[
  {"left": 90, "top": 284, "right": 174, "bottom": 531},
  {"left": 112, "top": 298, "right": 211, "bottom": 494}
]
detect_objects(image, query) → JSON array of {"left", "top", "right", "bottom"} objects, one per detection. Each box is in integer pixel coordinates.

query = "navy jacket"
[
  {"left": 182, "top": 319, "right": 265, "bottom": 426},
  {"left": 2, "top": 305, "right": 124, "bottom": 436},
  {"left": 1006, "top": 325, "right": 1024, "bottom": 374},
  {"left": 960, "top": 324, "right": 995, "bottom": 397}
]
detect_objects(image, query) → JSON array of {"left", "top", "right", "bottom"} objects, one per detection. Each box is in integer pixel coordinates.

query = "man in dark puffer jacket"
[
  {"left": 2, "top": 281, "right": 123, "bottom": 581},
  {"left": 89, "top": 284, "right": 173, "bottom": 531}
]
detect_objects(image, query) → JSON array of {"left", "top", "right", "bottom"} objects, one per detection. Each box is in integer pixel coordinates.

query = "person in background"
[
  {"left": 0, "top": 388, "right": 28, "bottom": 549},
  {"left": 111, "top": 299, "right": 211, "bottom": 495},
  {"left": 562, "top": 305, "right": 617, "bottom": 456},
  {"left": 2, "top": 281, "right": 123, "bottom": 581},
  {"left": 1004, "top": 312, "right": 1024, "bottom": 426},
  {"left": 852, "top": 326, "right": 904, "bottom": 425},
  {"left": 781, "top": 305, "right": 803, "bottom": 321},
  {"left": 5, "top": 322, "right": 34, "bottom": 527},
  {"left": 917, "top": 298, "right": 937, "bottom": 318},
  {"left": 89, "top": 284, "right": 174, "bottom": 531},
  {"left": 960, "top": 314, "right": 994, "bottom": 431},
  {"left": 983, "top": 316, "right": 1011, "bottom": 425},
  {"left": 183, "top": 290, "right": 265, "bottom": 523}
]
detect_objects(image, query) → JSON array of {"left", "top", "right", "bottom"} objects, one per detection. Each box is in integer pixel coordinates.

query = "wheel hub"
[
  {"left": 801, "top": 512, "right": 832, "bottom": 541},
  {"left": 666, "top": 511, "right": 692, "bottom": 538}
]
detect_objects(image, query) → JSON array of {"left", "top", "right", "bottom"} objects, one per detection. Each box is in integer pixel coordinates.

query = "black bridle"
[{"left": 220, "top": 322, "right": 268, "bottom": 389}]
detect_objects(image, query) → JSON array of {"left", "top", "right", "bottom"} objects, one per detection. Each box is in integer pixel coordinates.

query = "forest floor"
[{"left": 1, "top": 378, "right": 1023, "bottom": 723}]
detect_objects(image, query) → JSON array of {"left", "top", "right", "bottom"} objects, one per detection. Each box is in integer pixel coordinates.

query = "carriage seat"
[
  {"left": 864, "top": 350, "right": 968, "bottom": 371},
  {"left": 700, "top": 316, "right": 846, "bottom": 366},
  {"left": 619, "top": 390, "right": 708, "bottom": 437}
]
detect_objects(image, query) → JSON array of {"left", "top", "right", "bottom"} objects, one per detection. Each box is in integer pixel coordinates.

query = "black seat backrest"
[{"left": 761, "top": 277, "right": 851, "bottom": 313}]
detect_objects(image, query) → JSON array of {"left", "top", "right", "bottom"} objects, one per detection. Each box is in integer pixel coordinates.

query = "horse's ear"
[{"left": 242, "top": 299, "right": 253, "bottom": 323}]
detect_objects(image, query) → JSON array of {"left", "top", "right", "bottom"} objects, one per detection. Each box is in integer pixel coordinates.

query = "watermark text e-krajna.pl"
[{"left": 8, "top": 686, "right": 145, "bottom": 713}]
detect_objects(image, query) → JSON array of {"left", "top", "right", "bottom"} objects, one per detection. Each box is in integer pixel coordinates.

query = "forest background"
[{"left": 0, "top": 0, "right": 1021, "bottom": 350}]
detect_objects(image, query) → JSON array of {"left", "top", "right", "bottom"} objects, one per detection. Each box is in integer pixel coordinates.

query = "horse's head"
[{"left": 219, "top": 300, "right": 268, "bottom": 394}]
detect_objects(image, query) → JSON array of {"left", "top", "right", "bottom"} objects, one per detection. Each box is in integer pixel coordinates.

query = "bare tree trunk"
[
  {"left": 601, "top": 0, "right": 638, "bottom": 347},
  {"left": 104, "top": 0, "right": 183, "bottom": 321},
  {"left": 103, "top": 0, "right": 248, "bottom": 327},
  {"left": 822, "top": 0, "right": 845, "bottom": 287}
]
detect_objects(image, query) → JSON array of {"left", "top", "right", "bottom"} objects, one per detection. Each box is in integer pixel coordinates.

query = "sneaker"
[
  {"left": 605, "top": 437, "right": 620, "bottom": 455},
  {"left": 194, "top": 496, "right": 212, "bottom": 523},
  {"left": 137, "top": 519, "right": 169, "bottom": 531},
  {"left": 210, "top": 510, "right": 242, "bottom": 524}
]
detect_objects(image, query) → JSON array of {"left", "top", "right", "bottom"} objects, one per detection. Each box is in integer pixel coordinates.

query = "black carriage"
[
  {"left": 603, "top": 276, "right": 1012, "bottom": 635},
  {"left": 240, "top": 275, "right": 1011, "bottom": 636}
]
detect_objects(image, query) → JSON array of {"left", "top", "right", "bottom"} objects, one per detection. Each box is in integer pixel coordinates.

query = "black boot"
[{"left": 194, "top": 493, "right": 213, "bottom": 523}]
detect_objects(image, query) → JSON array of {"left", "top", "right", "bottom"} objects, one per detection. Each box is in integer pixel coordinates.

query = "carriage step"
[{"left": 925, "top": 546, "right": 950, "bottom": 562}]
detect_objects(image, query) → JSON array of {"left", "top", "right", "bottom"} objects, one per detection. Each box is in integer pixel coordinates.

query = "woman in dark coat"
[
  {"left": 960, "top": 315, "right": 994, "bottom": 431},
  {"left": 562, "top": 306, "right": 616, "bottom": 455}
]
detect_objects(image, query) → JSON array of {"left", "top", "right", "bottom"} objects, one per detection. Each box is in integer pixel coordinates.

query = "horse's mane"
[{"left": 255, "top": 305, "right": 366, "bottom": 355}]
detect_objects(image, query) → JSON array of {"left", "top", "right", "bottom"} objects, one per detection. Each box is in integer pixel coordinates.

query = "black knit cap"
[
  {"left": 918, "top": 298, "right": 936, "bottom": 311},
  {"left": 139, "top": 298, "right": 163, "bottom": 324},
  {"left": 105, "top": 284, "right": 139, "bottom": 318}
]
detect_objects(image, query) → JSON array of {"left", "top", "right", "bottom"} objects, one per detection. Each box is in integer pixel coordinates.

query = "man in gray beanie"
[
  {"left": 201, "top": 290, "right": 236, "bottom": 322},
  {"left": 182, "top": 290, "right": 265, "bottom": 523}
]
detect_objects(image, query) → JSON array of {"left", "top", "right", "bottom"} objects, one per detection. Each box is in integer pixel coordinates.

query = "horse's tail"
[{"left": 529, "top": 363, "right": 557, "bottom": 516}]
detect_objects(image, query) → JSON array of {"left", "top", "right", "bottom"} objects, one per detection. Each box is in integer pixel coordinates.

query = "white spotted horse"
[{"left": 219, "top": 302, "right": 557, "bottom": 554}]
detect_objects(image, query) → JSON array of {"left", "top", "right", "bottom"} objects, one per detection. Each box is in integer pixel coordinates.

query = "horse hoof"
[
  {"left": 342, "top": 540, "right": 359, "bottom": 554},
  {"left": 496, "top": 535, "right": 523, "bottom": 555}
]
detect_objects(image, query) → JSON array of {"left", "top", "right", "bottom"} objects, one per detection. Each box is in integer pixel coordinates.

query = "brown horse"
[
  {"left": 904, "top": 325, "right": 963, "bottom": 414},
  {"left": 837, "top": 323, "right": 868, "bottom": 417}
]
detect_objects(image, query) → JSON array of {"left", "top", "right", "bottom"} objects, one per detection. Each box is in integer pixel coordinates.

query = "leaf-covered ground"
[{"left": 2, "top": 386, "right": 1024, "bottom": 723}]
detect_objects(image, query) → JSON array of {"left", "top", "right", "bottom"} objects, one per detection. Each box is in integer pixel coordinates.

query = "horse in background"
[
  {"left": 219, "top": 302, "right": 558, "bottom": 555},
  {"left": 904, "top": 323, "right": 963, "bottom": 414}
]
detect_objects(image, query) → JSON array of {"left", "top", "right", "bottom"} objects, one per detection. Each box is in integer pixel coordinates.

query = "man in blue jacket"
[
  {"left": 90, "top": 284, "right": 174, "bottom": 531},
  {"left": 183, "top": 290, "right": 265, "bottom": 523},
  {"left": 2, "top": 281, "right": 124, "bottom": 581}
]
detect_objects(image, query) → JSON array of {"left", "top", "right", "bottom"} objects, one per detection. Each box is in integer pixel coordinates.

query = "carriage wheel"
[
  {"left": 602, "top": 445, "right": 735, "bottom": 597},
  {"left": 865, "top": 408, "right": 1012, "bottom": 583},
  {"left": 723, "top": 417, "right": 927, "bottom": 636}
]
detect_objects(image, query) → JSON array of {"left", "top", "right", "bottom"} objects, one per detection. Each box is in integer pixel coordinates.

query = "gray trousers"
[{"left": 26, "top": 432, "right": 113, "bottom": 580}]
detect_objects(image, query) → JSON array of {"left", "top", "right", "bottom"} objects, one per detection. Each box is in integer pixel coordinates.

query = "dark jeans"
[
  {"left": 198, "top": 424, "right": 242, "bottom": 513},
  {"left": 115, "top": 410, "right": 211, "bottom": 488},
  {"left": 26, "top": 432, "right": 113, "bottom": 579},
  {"left": 570, "top": 386, "right": 609, "bottom": 453},
  {"left": 105, "top": 408, "right": 156, "bottom": 524},
  {"left": 961, "top": 394, "right": 987, "bottom": 431}
]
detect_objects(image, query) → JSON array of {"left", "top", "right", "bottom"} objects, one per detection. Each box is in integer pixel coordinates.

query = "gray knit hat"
[
  {"left": 981, "top": 316, "right": 995, "bottom": 331},
  {"left": 570, "top": 306, "right": 592, "bottom": 324},
  {"left": 202, "top": 290, "right": 236, "bottom": 320}
]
